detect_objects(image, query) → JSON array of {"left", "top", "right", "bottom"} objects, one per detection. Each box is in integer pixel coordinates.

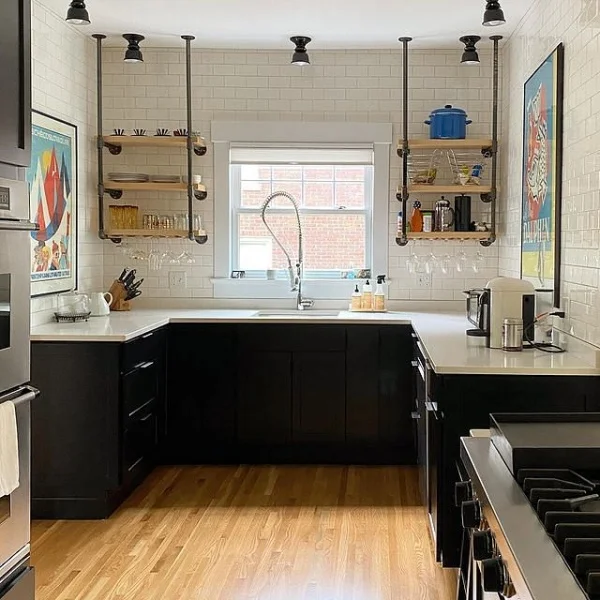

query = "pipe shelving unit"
[
  {"left": 93, "top": 34, "right": 208, "bottom": 246},
  {"left": 395, "top": 35, "right": 502, "bottom": 248}
]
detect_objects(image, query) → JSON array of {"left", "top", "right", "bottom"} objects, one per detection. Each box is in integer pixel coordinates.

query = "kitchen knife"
[
  {"left": 118, "top": 268, "right": 128, "bottom": 282},
  {"left": 126, "top": 290, "right": 142, "bottom": 301}
]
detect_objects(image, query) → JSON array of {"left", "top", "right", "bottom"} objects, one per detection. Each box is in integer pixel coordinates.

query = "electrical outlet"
[
  {"left": 169, "top": 271, "right": 187, "bottom": 288},
  {"left": 417, "top": 273, "right": 432, "bottom": 288}
]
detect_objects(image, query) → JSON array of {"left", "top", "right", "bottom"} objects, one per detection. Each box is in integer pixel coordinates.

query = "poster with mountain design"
[{"left": 26, "top": 111, "right": 77, "bottom": 297}]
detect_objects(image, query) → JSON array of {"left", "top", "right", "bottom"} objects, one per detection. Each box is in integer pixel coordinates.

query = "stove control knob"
[
  {"left": 482, "top": 557, "right": 506, "bottom": 593},
  {"left": 455, "top": 481, "right": 472, "bottom": 507},
  {"left": 461, "top": 500, "right": 481, "bottom": 529},
  {"left": 472, "top": 529, "right": 495, "bottom": 560}
]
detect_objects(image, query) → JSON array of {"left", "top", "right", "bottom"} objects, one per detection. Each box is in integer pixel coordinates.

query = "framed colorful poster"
[
  {"left": 26, "top": 111, "right": 78, "bottom": 297},
  {"left": 521, "top": 43, "right": 564, "bottom": 307}
]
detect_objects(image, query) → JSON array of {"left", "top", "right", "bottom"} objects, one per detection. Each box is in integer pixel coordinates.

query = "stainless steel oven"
[
  {"left": 0, "top": 387, "right": 36, "bottom": 584},
  {"left": 0, "top": 178, "right": 33, "bottom": 394}
]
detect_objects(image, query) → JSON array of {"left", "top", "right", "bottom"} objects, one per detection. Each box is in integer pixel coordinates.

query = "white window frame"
[
  {"left": 212, "top": 121, "right": 392, "bottom": 300},
  {"left": 231, "top": 159, "right": 374, "bottom": 279}
]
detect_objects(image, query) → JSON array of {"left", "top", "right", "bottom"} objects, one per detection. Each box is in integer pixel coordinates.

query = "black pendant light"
[
  {"left": 460, "top": 36, "right": 481, "bottom": 65},
  {"left": 483, "top": 0, "right": 506, "bottom": 26},
  {"left": 290, "top": 36, "right": 311, "bottom": 66},
  {"left": 65, "top": 0, "right": 90, "bottom": 25},
  {"left": 123, "top": 34, "right": 145, "bottom": 63}
]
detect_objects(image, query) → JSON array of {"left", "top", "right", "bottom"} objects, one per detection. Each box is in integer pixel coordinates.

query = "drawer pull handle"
[
  {"left": 411, "top": 411, "right": 421, "bottom": 420},
  {"left": 140, "top": 361, "right": 155, "bottom": 369},
  {"left": 425, "top": 401, "right": 438, "bottom": 412},
  {"left": 128, "top": 457, "right": 144, "bottom": 472},
  {"left": 141, "top": 332, "right": 154, "bottom": 339},
  {"left": 411, "top": 360, "right": 418, "bottom": 368},
  {"left": 128, "top": 398, "right": 155, "bottom": 419},
  {"left": 140, "top": 413, "right": 153, "bottom": 422}
]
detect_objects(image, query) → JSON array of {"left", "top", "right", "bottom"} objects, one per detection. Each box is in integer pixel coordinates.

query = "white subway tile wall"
[
  {"left": 30, "top": 1, "right": 100, "bottom": 325},
  {"left": 101, "top": 46, "right": 499, "bottom": 301},
  {"left": 499, "top": 0, "right": 600, "bottom": 345}
]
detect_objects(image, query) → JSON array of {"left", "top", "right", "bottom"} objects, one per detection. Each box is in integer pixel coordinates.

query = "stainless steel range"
[
  {"left": 457, "top": 413, "right": 600, "bottom": 600},
  {"left": 0, "top": 177, "right": 39, "bottom": 600}
]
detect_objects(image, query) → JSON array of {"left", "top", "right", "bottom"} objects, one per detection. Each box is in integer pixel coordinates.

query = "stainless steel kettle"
[{"left": 434, "top": 197, "right": 455, "bottom": 231}]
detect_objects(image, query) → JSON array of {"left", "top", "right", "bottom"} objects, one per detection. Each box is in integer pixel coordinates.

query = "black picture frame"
[{"left": 520, "top": 43, "right": 564, "bottom": 308}]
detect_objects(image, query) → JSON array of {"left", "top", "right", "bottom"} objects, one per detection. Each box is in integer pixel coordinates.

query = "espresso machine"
[{"left": 465, "top": 277, "right": 536, "bottom": 349}]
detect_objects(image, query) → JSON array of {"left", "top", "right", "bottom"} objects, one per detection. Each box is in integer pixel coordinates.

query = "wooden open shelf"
[
  {"left": 104, "top": 181, "right": 206, "bottom": 193},
  {"left": 102, "top": 135, "right": 206, "bottom": 148},
  {"left": 408, "top": 184, "right": 492, "bottom": 194},
  {"left": 106, "top": 229, "right": 206, "bottom": 239},
  {"left": 399, "top": 138, "right": 493, "bottom": 150},
  {"left": 405, "top": 232, "right": 490, "bottom": 240}
]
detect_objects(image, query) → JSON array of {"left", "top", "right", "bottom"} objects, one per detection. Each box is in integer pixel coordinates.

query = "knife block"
[{"left": 107, "top": 280, "right": 131, "bottom": 312}]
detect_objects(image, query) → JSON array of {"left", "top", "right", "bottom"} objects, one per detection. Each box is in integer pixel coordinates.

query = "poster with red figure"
[
  {"left": 521, "top": 44, "right": 564, "bottom": 306},
  {"left": 26, "top": 111, "right": 77, "bottom": 297}
]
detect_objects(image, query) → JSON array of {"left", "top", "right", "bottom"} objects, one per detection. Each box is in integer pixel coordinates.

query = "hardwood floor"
[{"left": 32, "top": 466, "right": 456, "bottom": 600}]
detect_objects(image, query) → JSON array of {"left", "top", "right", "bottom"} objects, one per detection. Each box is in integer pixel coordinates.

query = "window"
[
  {"left": 211, "top": 121, "right": 392, "bottom": 300},
  {"left": 230, "top": 146, "right": 374, "bottom": 279}
]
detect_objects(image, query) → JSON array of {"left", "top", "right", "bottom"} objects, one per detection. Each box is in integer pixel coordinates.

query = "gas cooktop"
[{"left": 459, "top": 413, "right": 600, "bottom": 600}]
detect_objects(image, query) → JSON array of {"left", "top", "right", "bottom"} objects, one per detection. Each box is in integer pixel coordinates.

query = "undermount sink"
[{"left": 254, "top": 310, "right": 341, "bottom": 318}]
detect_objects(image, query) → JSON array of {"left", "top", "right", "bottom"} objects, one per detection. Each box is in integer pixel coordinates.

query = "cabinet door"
[
  {"left": 292, "top": 352, "right": 346, "bottom": 443},
  {"left": 346, "top": 327, "right": 379, "bottom": 442},
  {"left": 0, "top": 0, "right": 31, "bottom": 167},
  {"left": 166, "top": 325, "right": 237, "bottom": 461},
  {"left": 237, "top": 351, "right": 292, "bottom": 444}
]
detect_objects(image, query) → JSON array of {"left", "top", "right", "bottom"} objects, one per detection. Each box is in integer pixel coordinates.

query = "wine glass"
[
  {"left": 148, "top": 239, "right": 162, "bottom": 271},
  {"left": 424, "top": 253, "right": 438, "bottom": 275},
  {"left": 407, "top": 253, "right": 419, "bottom": 274},
  {"left": 439, "top": 254, "right": 452, "bottom": 275},
  {"left": 455, "top": 245, "right": 468, "bottom": 273},
  {"left": 472, "top": 251, "right": 485, "bottom": 273}
]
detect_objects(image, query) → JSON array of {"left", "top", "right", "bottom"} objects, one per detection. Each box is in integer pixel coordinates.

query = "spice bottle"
[{"left": 410, "top": 201, "right": 423, "bottom": 233}]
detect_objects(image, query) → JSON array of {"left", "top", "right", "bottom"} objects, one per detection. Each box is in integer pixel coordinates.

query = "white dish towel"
[{"left": 0, "top": 401, "right": 19, "bottom": 497}]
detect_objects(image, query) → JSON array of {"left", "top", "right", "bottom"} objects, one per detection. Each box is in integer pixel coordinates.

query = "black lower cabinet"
[
  {"left": 293, "top": 351, "right": 345, "bottom": 443},
  {"left": 30, "top": 328, "right": 167, "bottom": 519},
  {"left": 165, "top": 324, "right": 237, "bottom": 463},
  {"left": 164, "top": 323, "right": 416, "bottom": 464},
  {"left": 237, "top": 351, "right": 292, "bottom": 445}
]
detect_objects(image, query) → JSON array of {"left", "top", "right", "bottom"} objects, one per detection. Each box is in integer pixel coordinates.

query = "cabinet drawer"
[
  {"left": 123, "top": 406, "right": 157, "bottom": 480},
  {"left": 122, "top": 328, "right": 165, "bottom": 374},
  {"left": 122, "top": 361, "right": 158, "bottom": 421}
]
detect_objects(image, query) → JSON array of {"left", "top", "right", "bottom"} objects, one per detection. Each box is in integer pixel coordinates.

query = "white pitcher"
[{"left": 90, "top": 292, "right": 113, "bottom": 317}]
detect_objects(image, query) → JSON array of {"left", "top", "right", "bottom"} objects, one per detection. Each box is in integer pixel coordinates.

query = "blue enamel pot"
[{"left": 424, "top": 105, "right": 472, "bottom": 139}]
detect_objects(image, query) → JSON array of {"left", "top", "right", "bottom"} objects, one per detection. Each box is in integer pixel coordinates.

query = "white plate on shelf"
[
  {"left": 150, "top": 175, "right": 181, "bottom": 183},
  {"left": 108, "top": 172, "right": 150, "bottom": 182}
]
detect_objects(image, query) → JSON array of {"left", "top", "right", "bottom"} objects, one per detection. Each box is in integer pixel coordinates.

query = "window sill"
[{"left": 212, "top": 278, "right": 363, "bottom": 300}]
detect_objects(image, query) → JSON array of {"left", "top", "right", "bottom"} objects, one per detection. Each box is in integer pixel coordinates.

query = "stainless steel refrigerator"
[{"left": 0, "top": 177, "right": 38, "bottom": 599}]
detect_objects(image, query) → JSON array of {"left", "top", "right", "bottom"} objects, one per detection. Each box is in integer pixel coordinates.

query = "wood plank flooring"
[{"left": 32, "top": 466, "right": 456, "bottom": 600}]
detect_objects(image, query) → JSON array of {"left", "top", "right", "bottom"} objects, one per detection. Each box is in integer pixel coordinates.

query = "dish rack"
[
  {"left": 446, "top": 149, "right": 487, "bottom": 186},
  {"left": 54, "top": 312, "right": 92, "bottom": 323},
  {"left": 408, "top": 149, "right": 442, "bottom": 185}
]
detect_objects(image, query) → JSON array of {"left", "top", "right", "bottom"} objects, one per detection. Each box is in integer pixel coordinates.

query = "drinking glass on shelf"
[
  {"left": 148, "top": 240, "right": 162, "bottom": 271},
  {"left": 424, "top": 253, "right": 437, "bottom": 275},
  {"left": 439, "top": 254, "right": 452, "bottom": 275},
  {"left": 407, "top": 253, "right": 419, "bottom": 274},
  {"left": 472, "top": 251, "right": 485, "bottom": 273},
  {"left": 455, "top": 247, "right": 468, "bottom": 273},
  {"left": 161, "top": 249, "right": 180, "bottom": 266}
]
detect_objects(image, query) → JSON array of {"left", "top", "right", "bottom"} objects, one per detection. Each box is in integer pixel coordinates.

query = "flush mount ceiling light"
[
  {"left": 483, "top": 0, "right": 506, "bottom": 26},
  {"left": 290, "top": 36, "right": 312, "bottom": 66},
  {"left": 123, "top": 34, "right": 145, "bottom": 63},
  {"left": 460, "top": 35, "right": 481, "bottom": 65},
  {"left": 65, "top": 1, "right": 90, "bottom": 25}
]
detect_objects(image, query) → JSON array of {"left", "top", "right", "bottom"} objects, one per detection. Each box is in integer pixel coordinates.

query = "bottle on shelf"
[
  {"left": 361, "top": 279, "right": 373, "bottom": 310},
  {"left": 351, "top": 285, "right": 362, "bottom": 311},
  {"left": 410, "top": 201, "right": 423, "bottom": 233},
  {"left": 374, "top": 275, "right": 386, "bottom": 311}
]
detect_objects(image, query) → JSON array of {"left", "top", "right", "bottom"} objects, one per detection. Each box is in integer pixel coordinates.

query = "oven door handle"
[
  {"left": 1, "top": 386, "right": 39, "bottom": 407},
  {"left": 0, "top": 220, "right": 38, "bottom": 232}
]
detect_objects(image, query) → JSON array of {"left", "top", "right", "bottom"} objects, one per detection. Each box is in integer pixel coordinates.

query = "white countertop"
[{"left": 30, "top": 309, "right": 600, "bottom": 376}]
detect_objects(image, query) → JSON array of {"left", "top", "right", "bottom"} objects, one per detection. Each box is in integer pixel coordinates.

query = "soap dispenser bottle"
[
  {"left": 351, "top": 285, "right": 362, "bottom": 311},
  {"left": 374, "top": 275, "right": 386, "bottom": 311},
  {"left": 362, "top": 279, "right": 373, "bottom": 310}
]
